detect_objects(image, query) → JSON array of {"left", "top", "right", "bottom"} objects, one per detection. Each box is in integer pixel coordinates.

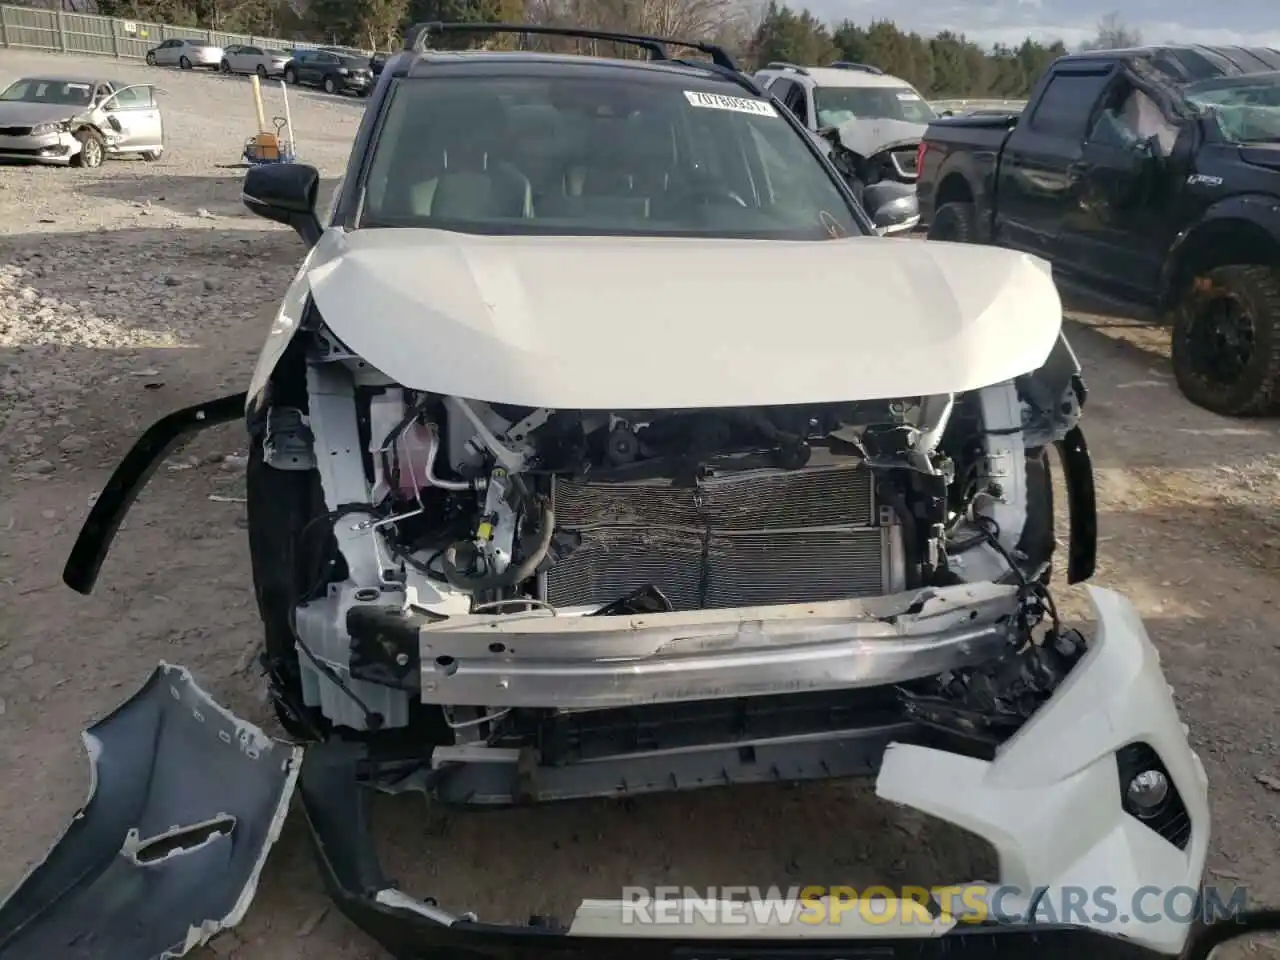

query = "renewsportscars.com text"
[{"left": 619, "top": 884, "right": 1249, "bottom": 926}]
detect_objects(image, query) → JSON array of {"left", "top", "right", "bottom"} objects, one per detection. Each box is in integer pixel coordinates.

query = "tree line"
[{"left": 17, "top": 0, "right": 1142, "bottom": 97}]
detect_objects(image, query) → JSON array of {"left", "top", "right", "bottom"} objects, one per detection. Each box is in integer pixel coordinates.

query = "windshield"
[
  {"left": 1185, "top": 74, "right": 1280, "bottom": 143},
  {"left": 813, "top": 84, "right": 935, "bottom": 127},
  {"left": 0, "top": 78, "right": 93, "bottom": 106},
  {"left": 359, "top": 75, "right": 862, "bottom": 239}
]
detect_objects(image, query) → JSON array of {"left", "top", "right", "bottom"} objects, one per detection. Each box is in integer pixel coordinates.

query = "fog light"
[{"left": 1126, "top": 769, "right": 1170, "bottom": 817}]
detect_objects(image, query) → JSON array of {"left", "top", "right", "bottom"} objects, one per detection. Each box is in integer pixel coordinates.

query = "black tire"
[
  {"left": 71, "top": 128, "right": 105, "bottom": 168},
  {"left": 179, "top": 55, "right": 192, "bottom": 70},
  {"left": 145, "top": 50, "right": 157, "bottom": 66},
  {"left": 219, "top": 59, "right": 231, "bottom": 73},
  {"left": 246, "top": 439, "right": 328, "bottom": 739},
  {"left": 323, "top": 75, "right": 337, "bottom": 95},
  {"left": 256, "top": 64, "right": 268, "bottom": 78},
  {"left": 284, "top": 67, "right": 297, "bottom": 84},
  {"left": 928, "top": 201, "right": 978, "bottom": 243},
  {"left": 1171, "top": 264, "right": 1280, "bottom": 417}
]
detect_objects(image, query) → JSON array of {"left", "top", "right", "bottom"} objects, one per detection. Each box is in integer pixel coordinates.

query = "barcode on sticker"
[{"left": 684, "top": 90, "right": 778, "bottom": 117}]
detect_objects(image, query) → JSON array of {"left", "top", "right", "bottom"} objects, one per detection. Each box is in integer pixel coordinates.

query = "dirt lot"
[{"left": 0, "top": 48, "right": 1278, "bottom": 960}]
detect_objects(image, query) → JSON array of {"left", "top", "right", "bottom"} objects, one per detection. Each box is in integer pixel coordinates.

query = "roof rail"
[
  {"left": 763, "top": 60, "right": 808, "bottom": 75},
  {"left": 828, "top": 60, "right": 883, "bottom": 75},
  {"left": 403, "top": 22, "right": 737, "bottom": 71}
]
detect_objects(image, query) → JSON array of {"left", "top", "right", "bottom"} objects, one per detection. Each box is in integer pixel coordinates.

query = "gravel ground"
[{"left": 1, "top": 48, "right": 1278, "bottom": 960}]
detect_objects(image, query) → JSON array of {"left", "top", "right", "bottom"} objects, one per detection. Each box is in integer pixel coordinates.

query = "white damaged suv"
[{"left": 38, "top": 22, "right": 1208, "bottom": 960}]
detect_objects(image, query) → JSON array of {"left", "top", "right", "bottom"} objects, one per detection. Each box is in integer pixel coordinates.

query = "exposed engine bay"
[{"left": 245, "top": 318, "right": 1095, "bottom": 804}]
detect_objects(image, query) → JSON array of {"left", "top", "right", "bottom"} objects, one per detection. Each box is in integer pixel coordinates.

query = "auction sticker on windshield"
[{"left": 684, "top": 91, "right": 778, "bottom": 117}]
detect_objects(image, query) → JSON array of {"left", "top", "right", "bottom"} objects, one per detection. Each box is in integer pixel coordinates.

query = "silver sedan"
[
  {"left": 145, "top": 38, "right": 223, "bottom": 70},
  {"left": 220, "top": 45, "right": 291, "bottom": 78},
  {"left": 0, "top": 75, "right": 165, "bottom": 167}
]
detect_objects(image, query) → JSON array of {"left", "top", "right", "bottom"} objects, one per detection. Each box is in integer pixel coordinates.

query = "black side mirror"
[
  {"left": 243, "top": 162, "right": 322, "bottom": 247},
  {"left": 862, "top": 181, "right": 919, "bottom": 234},
  {"left": 816, "top": 124, "right": 840, "bottom": 144}
]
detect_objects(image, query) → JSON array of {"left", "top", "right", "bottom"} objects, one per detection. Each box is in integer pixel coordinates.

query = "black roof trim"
[
  {"left": 396, "top": 51, "right": 766, "bottom": 97},
  {"left": 403, "top": 21, "right": 737, "bottom": 71},
  {"left": 828, "top": 61, "right": 884, "bottom": 75},
  {"left": 1060, "top": 43, "right": 1280, "bottom": 83}
]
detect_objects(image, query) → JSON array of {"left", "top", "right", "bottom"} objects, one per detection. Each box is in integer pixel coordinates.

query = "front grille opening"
[{"left": 547, "top": 462, "right": 886, "bottom": 611}]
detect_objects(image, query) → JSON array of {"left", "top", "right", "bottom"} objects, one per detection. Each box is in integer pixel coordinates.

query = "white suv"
[{"left": 753, "top": 61, "right": 935, "bottom": 131}]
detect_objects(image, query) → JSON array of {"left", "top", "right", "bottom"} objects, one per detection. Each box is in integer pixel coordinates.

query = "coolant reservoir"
[
  {"left": 368, "top": 389, "right": 438, "bottom": 499},
  {"left": 392, "top": 421, "right": 437, "bottom": 497}
]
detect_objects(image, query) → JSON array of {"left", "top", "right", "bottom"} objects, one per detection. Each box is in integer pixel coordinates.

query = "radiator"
[{"left": 546, "top": 460, "right": 892, "bottom": 611}]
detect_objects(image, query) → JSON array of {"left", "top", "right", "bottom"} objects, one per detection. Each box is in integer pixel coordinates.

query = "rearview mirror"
[{"left": 242, "top": 162, "right": 322, "bottom": 247}]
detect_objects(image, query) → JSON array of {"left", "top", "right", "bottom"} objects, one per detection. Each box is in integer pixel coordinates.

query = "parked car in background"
[
  {"left": 916, "top": 43, "right": 1280, "bottom": 416},
  {"left": 754, "top": 62, "right": 931, "bottom": 234},
  {"left": 0, "top": 74, "right": 164, "bottom": 167},
  {"left": 370, "top": 51, "right": 391, "bottom": 77},
  {"left": 282, "top": 49, "right": 373, "bottom": 96},
  {"left": 754, "top": 61, "right": 936, "bottom": 129},
  {"left": 145, "top": 38, "right": 223, "bottom": 70},
  {"left": 221, "top": 45, "right": 291, "bottom": 78}
]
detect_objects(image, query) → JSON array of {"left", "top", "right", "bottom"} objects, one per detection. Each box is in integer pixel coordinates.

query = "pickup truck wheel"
[
  {"left": 1171, "top": 265, "right": 1280, "bottom": 417},
  {"left": 928, "top": 201, "right": 978, "bottom": 243}
]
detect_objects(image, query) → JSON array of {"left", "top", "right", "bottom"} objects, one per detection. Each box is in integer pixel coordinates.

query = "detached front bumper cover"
[
  {"left": 0, "top": 663, "right": 301, "bottom": 960},
  {"left": 0, "top": 588, "right": 1209, "bottom": 960},
  {"left": 317, "top": 587, "right": 1210, "bottom": 960}
]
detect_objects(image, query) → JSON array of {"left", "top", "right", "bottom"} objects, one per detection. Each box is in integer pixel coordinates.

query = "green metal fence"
[{"left": 0, "top": 4, "right": 365, "bottom": 61}]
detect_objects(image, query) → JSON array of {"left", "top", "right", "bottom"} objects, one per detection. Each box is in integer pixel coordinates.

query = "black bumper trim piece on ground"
[
  {"left": 62, "top": 392, "right": 247, "bottom": 595},
  {"left": 1057, "top": 424, "right": 1097, "bottom": 585},
  {"left": 298, "top": 741, "right": 1177, "bottom": 960}
]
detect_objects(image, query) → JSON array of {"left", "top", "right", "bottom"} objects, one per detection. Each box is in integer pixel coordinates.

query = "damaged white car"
[{"left": 5, "top": 22, "right": 1209, "bottom": 960}]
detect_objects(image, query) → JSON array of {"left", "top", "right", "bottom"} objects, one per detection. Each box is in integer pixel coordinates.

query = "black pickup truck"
[{"left": 917, "top": 44, "right": 1280, "bottom": 416}]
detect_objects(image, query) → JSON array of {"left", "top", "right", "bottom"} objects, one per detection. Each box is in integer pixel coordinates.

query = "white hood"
[
  {"left": 834, "top": 117, "right": 926, "bottom": 157},
  {"left": 303, "top": 229, "right": 1061, "bottom": 409}
]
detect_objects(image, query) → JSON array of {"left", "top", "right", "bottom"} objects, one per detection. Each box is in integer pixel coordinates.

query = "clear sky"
[{"left": 798, "top": 0, "right": 1280, "bottom": 49}]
